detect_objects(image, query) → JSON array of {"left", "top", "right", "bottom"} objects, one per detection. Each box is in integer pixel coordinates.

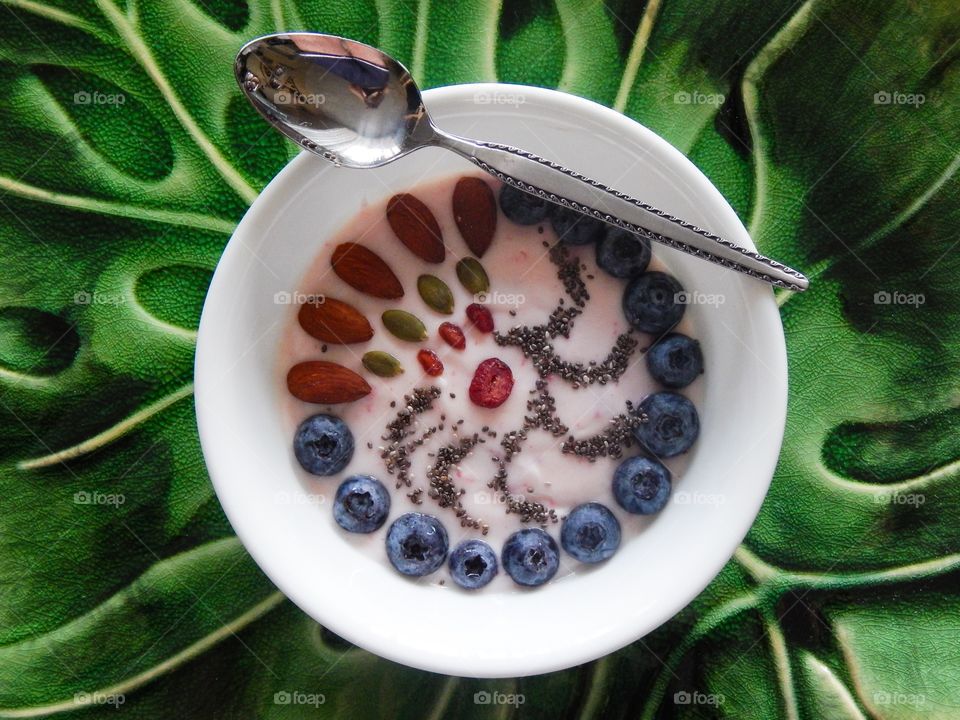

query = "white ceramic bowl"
[{"left": 195, "top": 84, "right": 787, "bottom": 677}]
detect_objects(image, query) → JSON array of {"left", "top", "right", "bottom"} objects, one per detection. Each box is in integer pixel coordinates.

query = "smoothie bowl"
[{"left": 195, "top": 84, "right": 788, "bottom": 677}]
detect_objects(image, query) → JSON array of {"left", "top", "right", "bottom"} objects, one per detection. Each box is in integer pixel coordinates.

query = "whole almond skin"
[
  {"left": 287, "top": 361, "right": 372, "bottom": 404},
  {"left": 297, "top": 297, "right": 373, "bottom": 344},
  {"left": 387, "top": 193, "right": 445, "bottom": 263},
  {"left": 330, "top": 242, "right": 404, "bottom": 299},
  {"left": 453, "top": 177, "right": 497, "bottom": 257}
]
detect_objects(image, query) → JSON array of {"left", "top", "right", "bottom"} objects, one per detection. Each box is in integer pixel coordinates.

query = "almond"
[
  {"left": 330, "top": 242, "right": 404, "bottom": 299},
  {"left": 297, "top": 297, "right": 373, "bottom": 344},
  {"left": 287, "top": 360, "right": 372, "bottom": 404},
  {"left": 452, "top": 177, "right": 497, "bottom": 257},
  {"left": 387, "top": 193, "right": 445, "bottom": 263}
]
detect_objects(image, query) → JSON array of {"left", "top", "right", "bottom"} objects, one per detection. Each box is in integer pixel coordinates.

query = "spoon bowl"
[{"left": 236, "top": 34, "right": 434, "bottom": 168}]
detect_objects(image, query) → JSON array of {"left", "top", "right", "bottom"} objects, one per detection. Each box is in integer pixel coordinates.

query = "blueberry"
[
  {"left": 448, "top": 539, "right": 499, "bottom": 589},
  {"left": 333, "top": 475, "right": 390, "bottom": 533},
  {"left": 622, "top": 271, "right": 686, "bottom": 334},
  {"left": 561, "top": 503, "right": 621, "bottom": 563},
  {"left": 499, "top": 184, "right": 550, "bottom": 225},
  {"left": 550, "top": 207, "right": 607, "bottom": 245},
  {"left": 502, "top": 528, "right": 560, "bottom": 587},
  {"left": 385, "top": 513, "right": 448, "bottom": 577},
  {"left": 596, "top": 227, "right": 652, "bottom": 278},
  {"left": 646, "top": 333, "right": 703, "bottom": 389},
  {"left": 634, "top": 392, "right": 700, "bottom": 457},
  {"left": 293, "top": 414, "right": 354, "bottom": 476},
  {"left": 612, "top": 456, "right": 672, "bottom": 514}
]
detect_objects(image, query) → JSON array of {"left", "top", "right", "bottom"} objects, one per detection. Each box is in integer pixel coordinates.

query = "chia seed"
[
  {"left": 561, "top": 402, "right": 644, "bottom": 460},
  {"left": 426, "top": 434, "right": 485, "bottom": 530},
  {"left": 496, "top": 313, "right": 638, "bottom": 386},
  {"left": 380, "top": 386, "right": 442, "bottom": 487}
]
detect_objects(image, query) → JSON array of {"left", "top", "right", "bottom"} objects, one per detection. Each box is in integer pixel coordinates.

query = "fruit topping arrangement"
[{"left": 283, "top": 175, "right": 704, "bottom": 590}]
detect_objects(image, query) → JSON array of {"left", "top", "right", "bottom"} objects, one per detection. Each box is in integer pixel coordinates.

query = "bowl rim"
[{"left": 195, "top": 82, "right": 788, "bottom": 677}]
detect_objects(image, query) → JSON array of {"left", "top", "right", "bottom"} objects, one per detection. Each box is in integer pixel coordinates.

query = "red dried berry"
[
  {"left": 466, "top": 303, "right": 494, "bottom": 333},
  {"left": 417, "top": 349, "right": 444, "bottom": 376},
  {"left": 469, "top": 358, "right": 514, "bottom": 408},
  {"left": 438, "top": 322, "right": 466, "bottom": 350}
]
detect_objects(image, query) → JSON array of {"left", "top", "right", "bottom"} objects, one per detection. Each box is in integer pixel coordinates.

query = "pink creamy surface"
[{"left": 277, "top": 174, "right": 703, "bottom": 591}]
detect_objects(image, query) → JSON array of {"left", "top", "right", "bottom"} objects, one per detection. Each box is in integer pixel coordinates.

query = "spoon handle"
[{"left": 432, "top": 131, "right": 808, "bottom": 292}]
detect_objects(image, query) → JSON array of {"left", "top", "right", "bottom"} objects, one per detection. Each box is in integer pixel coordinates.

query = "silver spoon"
[{"left": 235, "top": 33, "right": 808, "bottom": 292}]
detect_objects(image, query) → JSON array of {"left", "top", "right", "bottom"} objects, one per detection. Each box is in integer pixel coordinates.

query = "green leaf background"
[{"left": 0, "top": 0, "right": 957, "bottom": 717}]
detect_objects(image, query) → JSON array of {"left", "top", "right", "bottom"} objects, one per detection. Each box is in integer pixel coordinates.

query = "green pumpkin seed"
[
  {"left": 417, "top": 274, "right": 454, "bottom": 314},
  {"left": 382, "top": 309, "right": 428, "bottom": 342},
  {"left": 455, "top": 257, "right": 489, "bottom": 295},
  {"left": 362, "top": 350, "right": 404, "bottom": 377}
]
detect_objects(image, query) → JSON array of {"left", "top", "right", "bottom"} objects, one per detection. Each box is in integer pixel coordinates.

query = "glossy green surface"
[{"left": 0, "top": 1, "right": 957, "bottom": 717}]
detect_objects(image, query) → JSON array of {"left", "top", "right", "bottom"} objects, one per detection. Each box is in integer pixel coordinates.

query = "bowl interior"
[{"left": 195, "top": 84, "right": 787, "bottom": 678}]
